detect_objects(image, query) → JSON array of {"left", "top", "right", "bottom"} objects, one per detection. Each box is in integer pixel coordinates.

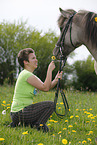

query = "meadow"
[{"left": 0, "top": 85, "right": 97, "bottom": 145}]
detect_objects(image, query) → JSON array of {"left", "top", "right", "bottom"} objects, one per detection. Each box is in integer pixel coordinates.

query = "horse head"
[{"left": 53, "top": 8, "right": 97, "bottom": 60}]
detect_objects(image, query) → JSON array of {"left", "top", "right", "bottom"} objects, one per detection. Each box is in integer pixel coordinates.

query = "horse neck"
[{"left": 84, "top": 41, "right": 97, "bottom": 61}]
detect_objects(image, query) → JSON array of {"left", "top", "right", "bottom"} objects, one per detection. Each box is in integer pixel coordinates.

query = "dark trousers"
[{"left": 10, "top": 101, "right": 54, "bottom": 127}]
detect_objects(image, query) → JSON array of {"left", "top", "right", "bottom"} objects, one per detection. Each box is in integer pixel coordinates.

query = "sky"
[{"left": 0, "top": 0, "right": 97, "bottom": 63}]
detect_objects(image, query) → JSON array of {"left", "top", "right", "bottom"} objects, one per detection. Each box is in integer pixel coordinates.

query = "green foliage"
[
  {"left": 72, "top": 55, "right": 97, "bottom": 91},
  {"left": 0, "top": 20, "right": 58, "bottom": 84},
  {"left": 0, "top": 86, "right": 97, "bottom": 145}
]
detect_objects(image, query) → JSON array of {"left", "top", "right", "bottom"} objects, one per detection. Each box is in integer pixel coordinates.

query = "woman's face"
[{"left": 28, "top": 53, "right": 38, "bottom": 70}]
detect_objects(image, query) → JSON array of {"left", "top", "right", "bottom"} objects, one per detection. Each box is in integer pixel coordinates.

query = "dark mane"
[{"left": 84, "top": 11, "right": 97, "bottom": 47}]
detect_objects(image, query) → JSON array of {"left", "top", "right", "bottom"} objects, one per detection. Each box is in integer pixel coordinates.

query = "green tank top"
[{"left": 11, "top": 69, "right": 34, "bottom": 112}]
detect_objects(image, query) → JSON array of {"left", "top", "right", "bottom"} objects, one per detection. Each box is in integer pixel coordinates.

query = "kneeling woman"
[{"left": 10, "top": 48, "right": 62, "bottom": 132}]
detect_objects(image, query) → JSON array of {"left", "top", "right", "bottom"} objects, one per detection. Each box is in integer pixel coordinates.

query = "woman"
[{"left": 10, "top": 48, "right": 62, "bottom": 132}]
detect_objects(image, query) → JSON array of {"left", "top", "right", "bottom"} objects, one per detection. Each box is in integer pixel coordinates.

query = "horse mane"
[
  {"left": 85, "top": 11, "right": 97, "bottom": 47},
  {"left": 58, "top": 9, "right": 97, "bottom": 47}
]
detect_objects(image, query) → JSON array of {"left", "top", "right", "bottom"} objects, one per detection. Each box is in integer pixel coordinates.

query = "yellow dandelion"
[
  {"left": 7, "top": 104, "right": 10, "bottom": 106},
  {"left": 52, "top": 134, "right": 55, "bottom": 137},
  {"left": 86, "top": 121, "right": 90, "bottom": 123},
  {"left": 58, "top": 107, "right": 61, "bottom": 109},
  {"left": 40, "top": 124, "right": 43, "bottom": 126},
  {"left": 89, "top": 108, "right": 92, "bottom": 110},
  {"left": 1, "top": 104, "right": 6, "bottom": 107},
  {"left": 58, "top": 131, "right": 62, "bottom": 134},
  {"left": 65, "top": 120, "right": 68, "bottom": 123},
  {"left": 51, "top": 56, "right": 56, "bottom": 60},
  {"left": 62, "top": 139, "right": 68, "bottom": 144},
  {"left": 70, "top": 115, "right": 74, "bottom": 119},
  {"left": 89, "top": 131, "right": 93, "bottom": 134},
  {"left": 0, "top": 138, "right": 5, "bottom": 141},
  {"left": 60, "top": 102, "right": 64, "bottom": 105},
  {"left": 87, "top": 138, "right": 91, "bottom": 142},
  {"left": 75, "top": 115, "right": 79, "bottom": 117},
  {"left": 68, "top": 125, "right": 73, "bottom": 128},
  {"left": 79, "top": 141, "right": 81, "bottom": 143},
  {"left": 54, "top": 121, "right": 58, "bottom": 123},
  {"left": 76, "top": 109, "right": 79, "bottom": 111},
  {"left": 84, "top": 111, "right": 87, "bottom": 114},
  {"left": 37, "top": 143, "right": 43, "bottom": 145},
  {"left": 72, "top": 130, "right": 76, "bottom": 133},
  {"left": 82, "top": 140, "right": 87, "bottom": 144},
  {"left": 69, "top": 109, "right": 70, "bottom": 111},
  {"left": 95, "top": 17, "right": 97, "bottom": 22},
  {"left": 3, "top": 101, "right": 6, "bottom": 104},
  {"left": 92, "top": 120, "right": 95, "bottom": 122},
  {"left": 7, "top": 107, "right": 10, "bottom": 109},
  {"left": 47, "top": 123, "right": 51, "bottom": 126},
  {"left": 22, "top": 131, "right": 28, "bottom": 135},
  {"left": 49, "top": 120, "right": 54, "bottom": 122},
  {"left": 63, "top": 128, "right": 67, "bottom": 130},
  {"left": 91, "top": 117, "right": 95, "bottom": 119}
]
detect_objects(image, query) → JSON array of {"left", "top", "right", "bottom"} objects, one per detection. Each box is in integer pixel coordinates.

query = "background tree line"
[{"left": 0, "top": 20, "right": 97, "bottom": 91}]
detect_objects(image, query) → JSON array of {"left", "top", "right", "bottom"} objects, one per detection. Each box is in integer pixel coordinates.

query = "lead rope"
[{"left": 53, "top": 54, "right": 69, "bottom": 119}]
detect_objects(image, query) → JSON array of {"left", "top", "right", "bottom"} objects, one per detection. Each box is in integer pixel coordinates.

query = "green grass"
[{"left": 0, "top": 85, "right": 97, "bottom": 145}]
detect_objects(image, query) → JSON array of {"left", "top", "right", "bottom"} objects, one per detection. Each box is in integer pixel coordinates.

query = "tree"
[
  {"left": 0, "top": 20, "right": 58, "bottom": 85},
  {"left": 72, "top": 55, "right": 97, "bottom": 91}
]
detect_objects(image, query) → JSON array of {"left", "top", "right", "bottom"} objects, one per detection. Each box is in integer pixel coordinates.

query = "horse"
[{"left": 53, "top": 8, "right": 97, "bottom": 74}]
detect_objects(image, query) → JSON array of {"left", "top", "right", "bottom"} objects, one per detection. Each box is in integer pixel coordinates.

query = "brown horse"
[{"left": 53, "top": 8, "right": 97, "bottom": 73}]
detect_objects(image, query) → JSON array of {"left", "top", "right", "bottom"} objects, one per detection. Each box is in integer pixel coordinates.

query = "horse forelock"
[{"left": 85, "top": 11, "right": 97, "bottom": 47}]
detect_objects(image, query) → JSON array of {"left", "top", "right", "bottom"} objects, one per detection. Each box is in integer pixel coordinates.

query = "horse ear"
[{"left": 59, "top": 8, "right": 70, "bottom": 18}]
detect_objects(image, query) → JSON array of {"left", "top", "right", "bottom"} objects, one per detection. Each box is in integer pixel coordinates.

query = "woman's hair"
[{"left": 18, "top": 48, "right": 34, "bottom": 68}]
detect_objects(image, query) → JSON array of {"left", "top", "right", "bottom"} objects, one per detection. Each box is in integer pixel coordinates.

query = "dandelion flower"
[
  {"left": 70, "top": 115, "right": 74, "bottom": 119},
  {"left": 40, "top": 124, "right": 43, "bottom": 126},
  {"left": 89, "top": 131, "right": 93, "bottom": 134},
  {"left": 47, "top": 123, "right": 51, "bottom": 126},
  {"left": 82, "top": 140, "right": 87, "bottom": 144},
  {"left": 63, "top": 128, "right": 67, "bottom": 130},
  {"left": 0, "top": 138, "right": 5, "bottom": 141},
  {"left": 58, "top": 107, "right": 61, "bottom": 109},
  {"left": 68, "top": 125, "right": 73, "bottom": 128},
  {"left": 75, "top": 115, "right": 79, "bottom": 117},
  {"left": 72, "top": 130, "right": 76, "bottom": 133},
  {"left": 22, "top": 131, "right": 28, "bottom": 135},
  {"left": 37, "top": 143, "right": 43, "bottom": 145},
  {"left": 54, "top": 121, "right": 58, "bottom": 123},
  {"left": 87, "top": 138, "right": 91, "bottom": 142},
  {"left": 65, "top": 120, "right": 68, "bottom": 123},
  {"left": 49, "top": 120, "right": 54, "bottom": 122},
  {"left": 60, "top": 102, "right": 64, "bottom": 105},
  {"left": 58, "top": 131, "right": 62, "bottom": 134},
  {"left": 3, "top": 101, "right": 6, "bottom": 104},
  {"left": 95, "top": 17, "right": 97, "bottom": 22},
  {"left": 62, "top": 139, "right": 68, "bottom": 144}
]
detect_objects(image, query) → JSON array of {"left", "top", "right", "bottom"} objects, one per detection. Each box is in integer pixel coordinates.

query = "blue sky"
[{"left": 1, "top": 0, "right": 97, "bottom": 63}]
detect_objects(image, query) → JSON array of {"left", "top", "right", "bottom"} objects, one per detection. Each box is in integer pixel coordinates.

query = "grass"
[{"left": 0, "top": 85, "right": 97, "bottom": 145}]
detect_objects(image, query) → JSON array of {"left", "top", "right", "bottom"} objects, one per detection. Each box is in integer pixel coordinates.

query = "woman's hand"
[
  {"left": 48, "top": 61, "right": 55, "bottom": 72},
  {"left": 55, "top": 71, "right": 63, "bottom": 82}
]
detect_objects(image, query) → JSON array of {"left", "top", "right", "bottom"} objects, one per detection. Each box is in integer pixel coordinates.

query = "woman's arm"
[
  {"left": 50, "top": 71, "right": 63, "bottom": 89},
  {"left": 27, "top": 61, "right": 55, "bottom": 92}
]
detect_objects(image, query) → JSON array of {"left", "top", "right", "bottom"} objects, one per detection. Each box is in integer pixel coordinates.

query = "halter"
[
  {"left": 55, "top": 12, "right": 76, "bottom": 58},
  {"left": 54, "top": 12, "right": 76, "bottom": 118}
]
